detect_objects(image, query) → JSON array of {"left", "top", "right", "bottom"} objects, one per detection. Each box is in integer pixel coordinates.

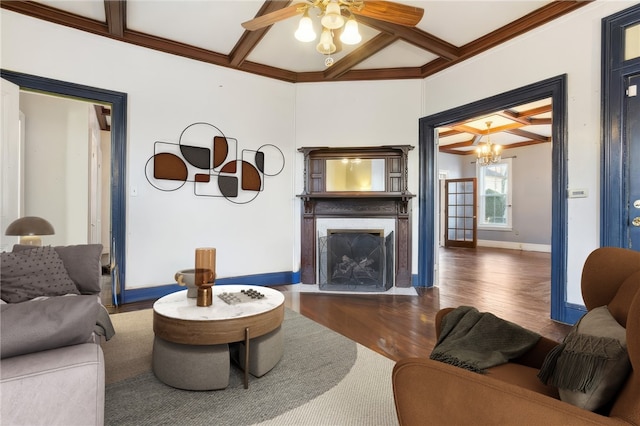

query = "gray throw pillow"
[
  {"left": 539, "top": 306, "right": 630, "bottom": 411},
  {"left": 0, "top": 295, "right": 99, "bottom": 358},
  {"left": 1, "top": 246, "right": 79, "bottom": 303},
  {"left": 13, "top": 244, "right": 103, "bottom": 294}
]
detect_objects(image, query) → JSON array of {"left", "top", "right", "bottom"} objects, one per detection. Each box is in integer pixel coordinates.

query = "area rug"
[{"left": 102, "top": 308, "right": 398, "bottom": 425}]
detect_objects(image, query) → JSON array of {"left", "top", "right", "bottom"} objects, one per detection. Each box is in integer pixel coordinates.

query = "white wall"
[
  {"left": 422, "top": 1, "right": 636, "bottom": 304},
  {"left": 1, "top": 10, "right": 296, "bottom": 289},
  {"left": 19, "top": 92, "right": 90, "bottom": 246}
]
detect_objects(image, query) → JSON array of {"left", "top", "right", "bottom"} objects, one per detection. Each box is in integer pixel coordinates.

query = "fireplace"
[
  {"left": 297, "top": 145, "right": 414, "bottom": 289},
  {"left": 319, "top": 229, "right": 394, "bottom": 291}
]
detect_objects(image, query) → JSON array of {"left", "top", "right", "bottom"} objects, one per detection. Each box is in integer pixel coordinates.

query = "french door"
[{"left": 444, "top": 178, "right": 477, "bottom": 248}]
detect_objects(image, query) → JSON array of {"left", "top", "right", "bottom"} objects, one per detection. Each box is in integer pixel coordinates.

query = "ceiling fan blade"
[
  {"left": 242, "top": 4, "right": 303, "bottom": 31},
  {"left": 354, "top": 1, "right": 424, "bottom": 27}
]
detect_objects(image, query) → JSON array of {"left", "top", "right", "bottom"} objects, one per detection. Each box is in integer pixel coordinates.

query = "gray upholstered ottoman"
[
  {"left": 236, "top": 325, "right": 283, "bottom": 377},
  {"left": 152, "top": 337, "right": 230, "bottom": 390}
]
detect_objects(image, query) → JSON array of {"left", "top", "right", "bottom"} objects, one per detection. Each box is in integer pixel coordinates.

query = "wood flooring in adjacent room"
[{"left": 110, "top": 247, "right": 572, "bottom": 362}]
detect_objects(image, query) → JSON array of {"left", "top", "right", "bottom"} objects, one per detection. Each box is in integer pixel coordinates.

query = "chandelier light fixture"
[
  {"left": 294, "top": 0, "right": 363, "bottom": 66},
  {"left": 476, "top": 121, "right": 502, "bottom": 166}
]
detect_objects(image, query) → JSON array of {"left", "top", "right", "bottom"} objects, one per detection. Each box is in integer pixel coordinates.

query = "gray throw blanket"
[
  {"left": 430, "top": 306, "right": 541, "bottom": 373},
  {"left": 95, "top": 304, "right": 116, "bottom": 341}
]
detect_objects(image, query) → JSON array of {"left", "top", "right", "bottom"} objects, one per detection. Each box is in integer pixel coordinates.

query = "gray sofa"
[{"left": 0, "top": 244, "right": 114, "bottom": 426}]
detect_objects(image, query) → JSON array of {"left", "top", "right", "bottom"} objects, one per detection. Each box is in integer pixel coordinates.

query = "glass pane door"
[{"left": 445, "top": 178, "right": 477, "bottom": 248}]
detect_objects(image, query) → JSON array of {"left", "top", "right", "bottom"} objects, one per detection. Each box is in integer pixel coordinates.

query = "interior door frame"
[
  {"left": 1, "top": 69, "right": 127, "bottom": 306},
  {"left": 417, "top": 74, "right": 571, "bottom": 323},
  {"left": 601, "top": 4, "right": 640, "bottom": 248}
]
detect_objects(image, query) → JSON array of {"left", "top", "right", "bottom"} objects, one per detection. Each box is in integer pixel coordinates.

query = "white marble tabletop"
[{"left": 153, "top": 285, "right": 285, "bottom": 321}]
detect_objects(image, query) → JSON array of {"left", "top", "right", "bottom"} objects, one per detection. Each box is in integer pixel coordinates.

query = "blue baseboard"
[
  {"left": 562, "top": 302, "right": 587, "bottom": 325},
  {"left": 120, "top": 270, "right": 301, "bottom": 304}
]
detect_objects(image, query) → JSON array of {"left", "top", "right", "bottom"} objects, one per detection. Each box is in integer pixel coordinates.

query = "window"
[{"left": 477, "top": 158, "right": 512, "bottom": 229}]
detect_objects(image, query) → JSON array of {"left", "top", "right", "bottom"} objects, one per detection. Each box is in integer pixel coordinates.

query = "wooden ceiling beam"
[
  {"left": 94, "top": 105, "right": 111, "bottom": 131},
  {"left": 355, "top": 15, "right": 460, "bottom": 60},
  {"left": 1, "top": 1, "right": 108, "bottom": 35},
  {"left": 104, "top": 0, "right": 126, "bottom": 38},
  {"left": 499, "top": 110, "right": 532, "bottom": 126},
  {"left": 324, "top": 33, "right": 399, "bottom": 79},
  {"left": 505, "top": 128, "right": 551, "bottom": 142},
  {"left": 420, "top": 1, "right": 591, "bottom": 79},
  {"left": 459, "top": 1, "right": 592, "bottom": 57},
  {"left": 0, "top": 0, "right": 591, "bottom": 84},
  {"left": 529, "top": 118, "right": 553, "bottom": 125},
  {"left": 230, "top": 1, "right": 292, "bottom": 67}
]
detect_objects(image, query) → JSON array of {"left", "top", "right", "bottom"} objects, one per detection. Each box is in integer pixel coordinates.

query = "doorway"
[
  {"left": 417, "top": 75, "right": 568, "bottom": 322},
  {"left": 1, "top": 69, "right": 127, "bottom": 306},
  {"left": 602, "top": 4, "right": 640, "bottom": 251}
]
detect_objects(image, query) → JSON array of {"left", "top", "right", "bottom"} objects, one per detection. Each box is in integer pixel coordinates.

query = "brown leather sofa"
[{"left": 392, "top": 247, "right": 640, "bottom": 425}]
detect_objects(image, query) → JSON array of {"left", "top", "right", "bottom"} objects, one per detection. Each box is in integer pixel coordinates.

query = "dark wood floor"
[{"left": 113, "top": 246, "right": 572, "bottom": 362}]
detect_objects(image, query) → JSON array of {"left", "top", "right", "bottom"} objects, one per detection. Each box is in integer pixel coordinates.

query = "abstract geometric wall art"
[{"left": 145, "top": 122, "right": 285, "bottom": 204}]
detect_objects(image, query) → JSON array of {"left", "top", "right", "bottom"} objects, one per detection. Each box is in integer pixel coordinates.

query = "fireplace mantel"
[{"left": 297, "top": 145, "right": 414, "bottom": 287}]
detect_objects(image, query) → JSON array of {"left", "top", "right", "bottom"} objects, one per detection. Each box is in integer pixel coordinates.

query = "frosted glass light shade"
[
  {"left": 316, "top": 28, "right": 336, "bottom": 54},
  {"left": 340, "top": 18, "right": 361, "bottom": 44},
  {"left": 295, "top": 14, "right": 316, "bottom": 42},
  {"left": 321, "top": 2, "right": 344, "bottom": 29}
]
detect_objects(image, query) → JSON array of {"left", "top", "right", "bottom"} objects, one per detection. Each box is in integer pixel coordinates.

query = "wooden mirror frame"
[{"left": 298, "top": 145, "right": 414, "bottom": 196}]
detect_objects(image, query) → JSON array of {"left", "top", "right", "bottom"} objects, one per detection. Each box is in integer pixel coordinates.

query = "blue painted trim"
[
  {"left": 417, "top": 120, "right": 436, "bottom": 287},
  {"left": 418, "top": 75, "right": 569, "bottom": 322},
  {"left": 563, "top": 303, "right": 587, "bottom": 326},
  {"left": 411, "top": 274, "right": 419, "bottom": 287},
  {"left": 601, "top": 4, "right": 640, "bottom": 248},
  {"left": 0, "top": 69, "right": 128, "bottom": 308},
  {"left": 122, "top": 270, "right": 300, "bottom": 304}
]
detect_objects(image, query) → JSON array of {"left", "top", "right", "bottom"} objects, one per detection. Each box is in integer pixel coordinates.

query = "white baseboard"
[{"left": 477, "top": 239, "right": 551, "bottom": 253}]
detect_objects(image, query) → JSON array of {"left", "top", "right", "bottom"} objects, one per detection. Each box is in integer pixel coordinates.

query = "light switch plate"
[{"left": 568, "top": 188, "right": 588, "bottom": 198}]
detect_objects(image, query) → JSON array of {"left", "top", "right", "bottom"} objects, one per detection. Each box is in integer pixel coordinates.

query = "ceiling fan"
[
  {"left": 242, "top": 1, "right": 424, "bottom": 66},
  {"left": 241, "top": 1, "right": 425, "bottom": 32}
]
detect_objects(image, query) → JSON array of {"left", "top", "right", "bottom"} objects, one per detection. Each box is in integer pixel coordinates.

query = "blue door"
[{"left": 628, "top": 73, "right": 640, "bottom": 249}]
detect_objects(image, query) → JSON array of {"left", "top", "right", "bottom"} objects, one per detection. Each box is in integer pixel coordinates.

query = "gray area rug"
[{"left": 103, "top": 308, "right": 398, "bottom": 425}]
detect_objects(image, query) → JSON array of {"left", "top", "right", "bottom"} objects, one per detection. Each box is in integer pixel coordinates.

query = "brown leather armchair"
[{"left": 392, "top": 247, "right": 640, "bottom": 425}]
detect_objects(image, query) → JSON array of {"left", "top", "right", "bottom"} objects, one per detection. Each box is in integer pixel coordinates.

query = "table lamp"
[{"left": 5, "top": 216, "right": 55, "bottom": 246}]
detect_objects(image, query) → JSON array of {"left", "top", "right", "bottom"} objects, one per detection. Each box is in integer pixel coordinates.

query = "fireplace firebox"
[{"left": 319, "top": 230, "right": 394, "bottom": 291}]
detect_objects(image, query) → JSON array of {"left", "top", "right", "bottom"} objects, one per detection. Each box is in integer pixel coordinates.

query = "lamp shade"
[
  {"left": 321, "top": 1, "right": 345, "bottom": 29},
  {"left": 5, "top": 216, "right": 55, "bottom": 236},
  {"left": 316, "top": 28, "right": 336, "bottom": 54},
  {"left": 295, "top": 12, "right": 316, "bottom": 42},
  {"left": 340, "top": 17, "right": 361, "bottom": 45}
]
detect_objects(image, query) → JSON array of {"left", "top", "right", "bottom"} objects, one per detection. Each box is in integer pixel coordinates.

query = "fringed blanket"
[{"left": 429, "top": 306, "right": 541, "bottom": 373}]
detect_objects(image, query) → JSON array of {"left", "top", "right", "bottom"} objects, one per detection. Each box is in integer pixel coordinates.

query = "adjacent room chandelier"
[
  {"left": 294, "top": 0, "right": 364, "bottom": 66},
  {"left": 476, "top": 121, "right": 502, "bottom": 166}
]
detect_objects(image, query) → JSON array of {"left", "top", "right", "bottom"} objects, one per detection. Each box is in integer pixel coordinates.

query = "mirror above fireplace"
[
  {"left": 325, "top": 158, "right": 385, "bottom": 192},
  {"left": 298, "top": 145, "right": 414, "bottom": 196}
]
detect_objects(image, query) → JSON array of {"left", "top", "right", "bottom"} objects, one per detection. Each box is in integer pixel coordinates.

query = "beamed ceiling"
[
  {"left": 2, "top": 1, "right": 583, "bottom": 151},
  {"left": 1, "top": 1, "right": 590, "bottom": 83}
]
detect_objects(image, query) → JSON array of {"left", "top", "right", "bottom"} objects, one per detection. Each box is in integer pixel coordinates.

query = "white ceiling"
[{"left": 25, "top": 1, "right": 574, "bottom": 76}]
